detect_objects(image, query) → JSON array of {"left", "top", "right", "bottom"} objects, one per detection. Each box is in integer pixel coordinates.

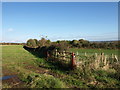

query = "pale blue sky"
[{"left": 2, "top": 2, "right": 118, "bottom": 42}]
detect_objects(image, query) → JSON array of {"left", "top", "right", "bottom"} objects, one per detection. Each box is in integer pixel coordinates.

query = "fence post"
[
  {"left": 63, "top": 50, "right": 66, "bottom": 60},
  {"left": 112, "top": 54, "right": 114, "bottom": 58},
  {"left": 85, "top": 52, "right": 87, "bottom": 56},
  {"left": 95, "top": 53, "right": 97, "bottom": 58},
  {"left": 101, "top": 52, "right": 104, "bottom": 62},
  {"left": 76, "top": 51, "right": 79, "bottom": 56},
  {"left": 71, "top": 52, "right": 76, "bottom": 69},
  {"left": 55, "top": 49, "right": 58, "bottom": 58},
  {"left": 114, "top": 55, "right": 118, "bottom": 62},
  {"left": 47, "top": 51, "right": 49, "bottom": 60}
]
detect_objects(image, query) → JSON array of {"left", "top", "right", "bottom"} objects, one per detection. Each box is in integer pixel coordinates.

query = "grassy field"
[
  {"left": 2, "top": 45, "right": 67, "bottom": 88},
  {"left": 70, "top": 48, "right": 119, "bottom": 55},
  {"left": 2, "top": 45, "right": 120, "bottom": 88},
  {"left": 2, "top": 45, "right": 39, "bottom": 88}
]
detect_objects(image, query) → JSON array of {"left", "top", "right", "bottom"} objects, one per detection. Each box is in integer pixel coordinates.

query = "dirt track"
[
  {"left": 2, "top": 65, "right": 66, "bottom": 88},
  {"left": 2, "top": 67, "right": 26, "bottom": 88}
]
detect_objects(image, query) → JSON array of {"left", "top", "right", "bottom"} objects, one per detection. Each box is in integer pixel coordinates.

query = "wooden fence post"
[
  {"left": 71, "top": 52, "right": 76, "bottom": 69},
  {"left": 63, "top": 50, "right": 66, "bottom": 60},
  {"left": 47, "top": 51, "right": 49, "bottom": 60},
  {"left": 95, "top": 53, "right": 97, "bottom": 58},
  {"left": 55, "top": 49, "right": 58, "bottom": 58},
  {"left": 85, "top": 52, "right": 87, "bottom": 56},
  {"left": 112, "top": 54, "right": 114, "bottom": 58},
  {"left": 114, "top": 55, "right": 118, "bottom": 62}
]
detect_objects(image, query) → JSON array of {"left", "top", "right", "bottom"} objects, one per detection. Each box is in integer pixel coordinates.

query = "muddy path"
[
  {"left": 2, "top": 67, "right": 26, "bottom": 88},
  {"left": 25, "top": 65, "right": 67, "bottom": 78},
  {"left": 2, "top": 64, "right": 67, "bottom": 88}
]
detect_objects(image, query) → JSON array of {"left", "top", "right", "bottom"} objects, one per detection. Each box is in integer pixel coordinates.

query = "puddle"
[{"left": 0, "top": 75, "right": 16, "bottom": 80}]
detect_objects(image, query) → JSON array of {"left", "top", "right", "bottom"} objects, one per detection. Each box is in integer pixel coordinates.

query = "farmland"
[
  {"left": 70, "top": 48, "right": 119, "bottom": 55},
  {"left": 2, "top": 45, "right": 120, "bottom": 88}
]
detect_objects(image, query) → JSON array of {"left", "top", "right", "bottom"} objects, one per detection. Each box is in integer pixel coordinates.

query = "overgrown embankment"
[{"left": 2, "top": 45, "right": 120, "bottom": 88}]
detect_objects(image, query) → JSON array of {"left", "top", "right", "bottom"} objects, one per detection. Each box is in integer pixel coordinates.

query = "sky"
[
  {"left": 2, "top": 0, "right": 120, "bottom": 2},
  {"left": 2, "top": 2, "right": 118, "bottom": 43}
]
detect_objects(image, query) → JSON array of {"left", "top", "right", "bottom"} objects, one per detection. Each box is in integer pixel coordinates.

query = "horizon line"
[{"left": 1, "top": 39, "right": 119, "bottom": 43}]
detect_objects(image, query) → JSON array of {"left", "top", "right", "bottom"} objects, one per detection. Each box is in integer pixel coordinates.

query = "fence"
[
  {"left": 46, "top": 49, "right": 76, "bottom": 69},
  {"left": 46, "top": 49, "right": 119, "bottom": 70},
  {"left": 75, "top": 52, "right": 119, "bottom": 70}
]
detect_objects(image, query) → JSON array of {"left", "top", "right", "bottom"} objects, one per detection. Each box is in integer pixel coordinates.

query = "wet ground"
[
  {"left": 2, "top": 67, "right": 26, "bottom": 88},
  {"left": 2, "top": 64, "right": 65, "bottom": 88}
]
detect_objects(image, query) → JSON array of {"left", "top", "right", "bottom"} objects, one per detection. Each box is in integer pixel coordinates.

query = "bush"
[
  {"left": 38, "top": 38, "right": 51, "bottom": 47},
  {"left": 26, "top": 39, "right": 38, "bottom": 48},
  {"left": 57, "top": 42, "right": 69, "bottom": 51},
  {"left": 47, "top": 42, "right": 68, "bottom": 52}
]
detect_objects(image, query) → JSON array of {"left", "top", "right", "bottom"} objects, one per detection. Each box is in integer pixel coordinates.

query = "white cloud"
[{"left": 8, "top": 28, "right": 14, "bottom": 32}]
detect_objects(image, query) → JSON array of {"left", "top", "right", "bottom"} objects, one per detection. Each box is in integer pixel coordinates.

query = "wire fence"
[{"left": 46, "top": 49, "right": 119, "bottom": 70}]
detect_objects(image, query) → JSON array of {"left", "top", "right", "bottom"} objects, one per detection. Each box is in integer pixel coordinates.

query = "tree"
[
  {"left": 34, "top": 39, "right": 39, "bottom": 46},
  {"left": 26, "top": 39, "right": 37, "bottom": 48},
  {"left": 38, "top": 38, "right": 47, "bottom": 47},
  {"left": 71, "top": 40, "right": 79, "bottom": 47}
]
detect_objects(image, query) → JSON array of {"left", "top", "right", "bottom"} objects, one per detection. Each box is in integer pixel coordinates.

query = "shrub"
[
  {"left": 26, "top": 39, "right": 38, "bottom": 48},
  {"left": 34, "top": 39, "right": 39, "bottom": 46},
  {"left": 57, "top": 42, "right": 69, "bottom": 51}
]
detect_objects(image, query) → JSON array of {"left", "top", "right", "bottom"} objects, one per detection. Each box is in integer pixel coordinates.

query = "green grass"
[
  {"left": 93, "top": 70, "right": 120, "bottom": 88},
  {"left": 2, "top": 45, "right": 67, "bottom": 88},
  {"left": 21, "top": 73, "right": 67, "bottom": 88},
  {"left": 70, "top": 48, "right": 119, "bottom": 55},
  {"left": 2, "top": 45, "right": 37, "bottom": 71},
  {"left": 2, "top": 45, "right": 120, "bottom": 88}
]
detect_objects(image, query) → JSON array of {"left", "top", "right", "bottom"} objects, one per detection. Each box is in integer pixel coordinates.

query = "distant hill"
[
  {"left": 0, "top": 43, "right": 25, "bottom": 45},
  {"left": 90, "top": 40, "right": 120, "bottom": 43}
]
